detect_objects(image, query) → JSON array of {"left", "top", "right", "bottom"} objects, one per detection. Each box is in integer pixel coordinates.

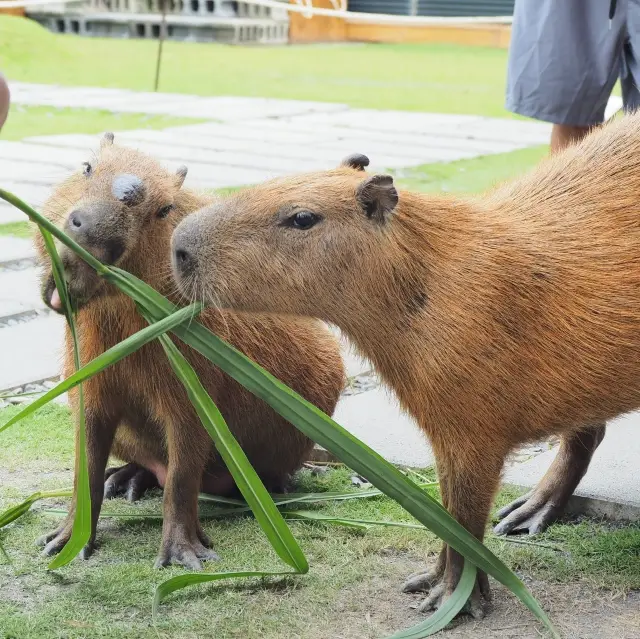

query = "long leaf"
[
  {"left": 153, "top": 571, "right": 293, "bottom": 616},
  {"left": 38, "top": 227, "right": 90, "bottom": 571},
  {"left": 0, "top": 303, "right": 203, "bottom": 434},
  {"left": 0, "top": 490, "right": 72, "bottom": 529},
  {"left": 0, "top": 191, "right": 558, "bottom": 637},
  {"left": 152, "top": 329, "right": 308, "bottom": 574}
]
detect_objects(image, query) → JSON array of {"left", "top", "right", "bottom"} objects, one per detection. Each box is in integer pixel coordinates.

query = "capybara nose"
[
  {"left": 68, "top": 210, "right": 86, "bottom": 230},
  {"left": 174, "top": 247, "right": 195, "bottom": 275}
]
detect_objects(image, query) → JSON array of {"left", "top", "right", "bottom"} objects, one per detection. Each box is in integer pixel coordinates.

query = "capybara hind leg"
[
  {"left": 40, "top": 410, "right": 118, "bottom": 559},
  {"left": 155, "top": 422, "right": 218, "bottom": 570},
  {"left": 408, "top": 444, "right": 503, "bottom": 619},
  {"left": 494, "top": 422, "right": 606, "bottom": 536},
  {"left": 104, "top": 463, "right": 160, "bottom": 502}
]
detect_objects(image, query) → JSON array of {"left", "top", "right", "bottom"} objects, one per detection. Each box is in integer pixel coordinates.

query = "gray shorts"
[{"left": 506, "top": 0, "right": 640, "bottom": 125}]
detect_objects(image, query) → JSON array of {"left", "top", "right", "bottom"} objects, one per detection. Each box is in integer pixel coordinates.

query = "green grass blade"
[
  {"left": 153, "top": 571, "right": 294, "bottom": 615},
  {"left": 119, "top": 270, "right": 557, "bottom": 637},
  {"left": 0, "top": 303, "right": 203, "bottom": 434},
  {"left": 283, "top": 511, "right": 426, "bottom": 530},
  {"left": 152, "top": 330, "right": 308, "bottom": 574},
  {"left": 38, "top": 227, "right": 91, "bottom": 571},
  {"left": 0, "top": 490, "right": 72, "bottom": 529},
  {"left": 388, "top": 560, "right": 477, "bottom": 639},
  {"left": 281, "top": 511, "right": 371, "bottom": 530}
]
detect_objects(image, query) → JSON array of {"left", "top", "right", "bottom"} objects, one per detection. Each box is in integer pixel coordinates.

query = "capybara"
[
  {"left": 35, "top": 133, "right": 345, "bottom": 569},
  {"left": 170, "top": 114, "right": 640, "bottom": 616}
]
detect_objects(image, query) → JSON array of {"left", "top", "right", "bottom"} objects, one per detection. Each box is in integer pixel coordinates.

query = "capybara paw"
[
  {"left": 493, "top": 492, "right": 562, "bottom": 536},
  {"left": 104, "top": 463, "right": 159, "bottom": 502},
  {"left": 415, "top": 577, "right": 487, "bottom": 620},
  {"left": 403, "top": 567, "right": 443, "bottom": 593},
  {"left": 38, "top": 527, "right": 96, "bottom": 559},
  {"left": 154, "top": 538, "right": 219, "bottom": 570}
]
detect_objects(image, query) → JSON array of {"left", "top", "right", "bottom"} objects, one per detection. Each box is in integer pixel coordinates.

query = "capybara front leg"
[
  {"left": 406, "top": 445, "right": 503, "bottom": 620},
  {"left": 494, "top": 422, "right": 606, "bottom": 535},
  {"left": 155, "top": 422, "right": 218, "bottom": 570},
  {"left": 39, "top": 409, "right": 118, "bottom": 559}
]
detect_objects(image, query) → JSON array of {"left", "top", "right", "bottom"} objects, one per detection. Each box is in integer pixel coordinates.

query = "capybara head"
[
  {"left": 171, "top": 154, "right": 401, "bottom": 319},
  {"left": 37, "top": 132, "right": 192, "bottom": 312}
]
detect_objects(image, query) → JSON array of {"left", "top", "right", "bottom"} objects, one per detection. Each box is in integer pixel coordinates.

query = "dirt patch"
[{"left": 307, "top": 556, "right": 640, "bottom": 639}]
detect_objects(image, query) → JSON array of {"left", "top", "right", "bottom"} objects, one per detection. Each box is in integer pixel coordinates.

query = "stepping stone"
[
  {"left": 0, "top": 158, "right": 65, "bottom": 186},
  {"left": 504, "top": 412, "right": 640, "bottom": 521},
  {"left": 0, "top": 202, "right": 29, "bottom": 224},
  {"left": 0, "top": 183, "right": 54, "bottom": 209},
  {"left": 161, "top": 121, "right": 328, "bottom": 145},
  {"left": 0, "top": 268, "right": 44, "bottom": 317},
  {"left": 0, "top": 315, "right": 65, "bottom": 391},
  {"left": 0, "top": 236, "right": 36, "bottom": 264},
  {"left": 26, "top": 134, "right": 282, "bottom": 188},
  {"left": 0, "top": 141, "right": 86, "bottom": 170},
  {"left": 333, "top": 387, "right": 433, "bottom": 467}
]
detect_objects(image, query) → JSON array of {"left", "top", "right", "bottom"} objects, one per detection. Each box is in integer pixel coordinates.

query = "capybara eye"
[
  {"left": 290, "top": 211, "right": 321, "bottom": 230},
  {"left": 157, "top": 204, "right": 174, "bottom": 219},
  {"left": 82, "top": 162, "right": 92, "bottom": 177}
]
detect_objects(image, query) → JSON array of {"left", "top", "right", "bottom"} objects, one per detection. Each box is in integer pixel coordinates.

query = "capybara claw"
[
  {"left": 104, "top": 463, "right": 159, "bottom": 502},
  {"left": 155, "top": 538, "right": 219, "bottom": 570}
]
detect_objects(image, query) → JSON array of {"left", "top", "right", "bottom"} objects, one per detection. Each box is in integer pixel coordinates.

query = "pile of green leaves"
[{"left": 0, "top": 190, "right": 558, "bottom": 638}]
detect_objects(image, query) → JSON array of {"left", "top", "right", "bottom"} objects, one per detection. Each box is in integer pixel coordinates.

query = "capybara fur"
[
  {"left": 171, "top": 113, "right": 640, "bottom": 615},
  {"left": 35, "top": 133, "right": 345, "bottom": 569}
]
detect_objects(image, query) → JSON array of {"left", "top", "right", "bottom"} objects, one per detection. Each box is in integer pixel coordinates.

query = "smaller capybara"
[
  {"left": 170, "top": 114, "right": 640, "bottom": 617},
  {"left": 35, "top": 133, "right": 345, "bottom": 569}
]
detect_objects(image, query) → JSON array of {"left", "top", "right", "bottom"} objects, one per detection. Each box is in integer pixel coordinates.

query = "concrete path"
[{"left": 2, "top": 83, "right": 637, "bottom": 524}]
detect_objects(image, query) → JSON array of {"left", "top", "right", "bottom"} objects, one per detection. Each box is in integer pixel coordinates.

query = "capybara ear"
[
  {"left": 101, "top": 132, "right": 115, "bottom": 147},
  {"left": 175, "top": 165, "right": 188, "bottom": 188},
  {"left": 356, "top": 174, "right": 398, "bottom": 222},
  {"left": 340, "top": 153, "right": 370, "bottom": 171}
]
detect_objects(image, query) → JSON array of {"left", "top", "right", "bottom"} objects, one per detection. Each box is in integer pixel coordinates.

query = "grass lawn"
[
  {"left": 1, "top": 105, "right": 199, "bottom": 141},
  {"left": 1, "top": 16, "right": 518, "bottom": 117},
  {"left": 0, "top": 403, "right": 638, "bottom": 639}
]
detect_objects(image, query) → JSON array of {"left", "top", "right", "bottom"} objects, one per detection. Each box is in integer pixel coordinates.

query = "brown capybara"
[
  {"left": 35, "top": 133, "right": 345, "bottom": 570},
  {"left": 170, "top": 114, "right": 640, "bottom": 617}
]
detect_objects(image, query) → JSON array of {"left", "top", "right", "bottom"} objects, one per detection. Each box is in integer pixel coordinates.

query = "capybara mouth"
[{"left": 41, "top": 258, "right": 102, "bottom": 313}]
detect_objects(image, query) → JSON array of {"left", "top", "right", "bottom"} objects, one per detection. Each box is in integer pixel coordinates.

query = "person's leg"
[
  {"left": 0, "top": 73, "right": 9, "bottom": 132},
  {"left": 506, "top": 0, "right": 626, "bottom": 152},
  {"left": 620, "top": 0, "right": 640, "bottom": 114},
  {"left": 550, "top": 124, "right": 593, "bottom": 154}
]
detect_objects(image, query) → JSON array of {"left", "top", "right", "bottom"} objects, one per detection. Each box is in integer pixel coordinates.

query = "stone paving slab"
[
  {"left": 0, "top": 236, "right": 37, "bottom": 264},
  {"left": 10, "top": 82, "right": 349, "bottom": 121},
  {"left": 0, "top": 182, "right": 54, "bottom": 208},
  {"left": 24, "top": 135, "right": 270, "bottom": 189},
  {"left": 117, "top": 128, "right": 434, "bottom": 168},
  {"left": 504, "top": 413, "right": 640, "bottom": 520},
  {"left": 0, "top": 315, "right": 65, "bottom": 391},
  {"left": 258, "top": 111, "right": 552, "bottom": 146},
  {"left": 0, "top": 158, "right": 65, "bottom": 186},
  {"left": 0, "top": 204, "right": 26, "bottom": 224},
  {"left": 0, "top": 140, "right": 86, "bottom": 170},
  {"left": 241, "top": 117, "right": 528, "bottom": 152},
  {"left": 0, "top": 268, "right": 44, "bottom": 316},
  {"left": 333, "top": 387, "right": 434, "bottom": 468}
]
